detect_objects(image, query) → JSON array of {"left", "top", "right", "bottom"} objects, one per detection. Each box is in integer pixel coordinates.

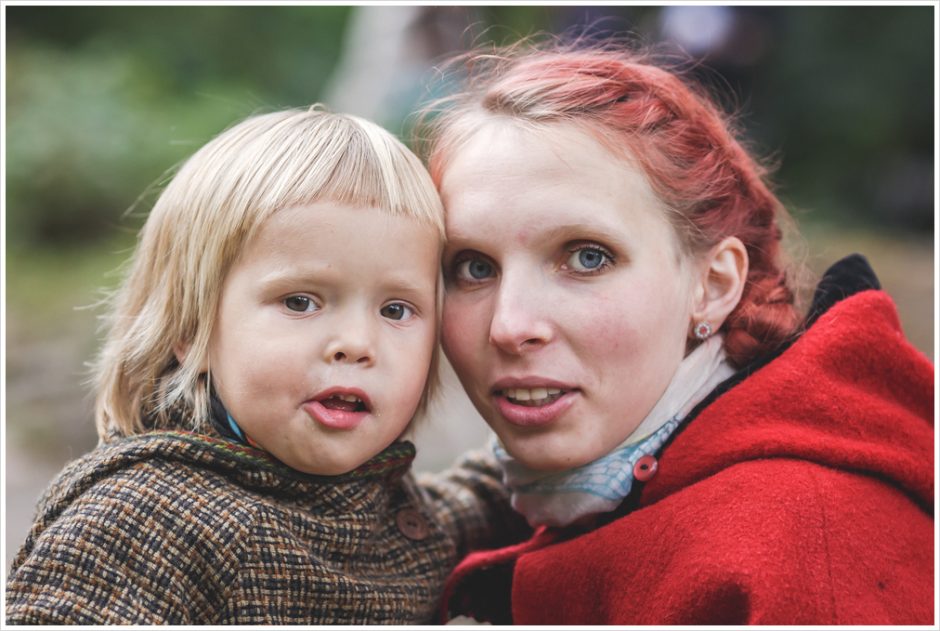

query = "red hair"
[{"left": 420, "top": 40, "right": 804, "bottom": 366}]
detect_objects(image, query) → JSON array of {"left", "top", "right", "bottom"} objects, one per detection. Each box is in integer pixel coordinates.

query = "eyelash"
[
  {"left": 449, "top": 241, "right": 615, "bottom": 285},
  {"left": 562, "top": 243, "right": 615, "bottom": 275},
  {"left": 380, "top": 302, "right": 417, "bottom": 321},
  {"left": 450, "top": 252, "right": 496, "bottom": 285},
  {"left": 282, "top": 295, "right": 418, "bottom": 321},
  {"left": 283, "top": 294, "right": 319, "bottom": 313}
]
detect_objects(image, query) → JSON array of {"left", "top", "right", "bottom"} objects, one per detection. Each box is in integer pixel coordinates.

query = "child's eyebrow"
[
  {"left": 257, "top": 266, "right": 331, "bottom": 288},
  {"left": 259, "top": 268, "right": 434, "bottom": 299}
]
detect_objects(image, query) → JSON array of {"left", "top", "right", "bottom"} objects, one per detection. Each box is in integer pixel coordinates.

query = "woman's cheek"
[{"left": 565, "top": 289, "right": 631, "bottom": 358}]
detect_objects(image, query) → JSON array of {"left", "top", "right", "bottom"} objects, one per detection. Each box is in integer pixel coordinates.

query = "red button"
[
  {"left": 396, "top": 508, "right": 430, "bottom": 541},
  {"left": 633, "top": 455, "right": 658, "bottom": 482}
]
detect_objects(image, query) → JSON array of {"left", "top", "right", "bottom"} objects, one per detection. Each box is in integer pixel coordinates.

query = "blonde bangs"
[{"left": 211, "top": 109, "right": 445, "bottom": 241}]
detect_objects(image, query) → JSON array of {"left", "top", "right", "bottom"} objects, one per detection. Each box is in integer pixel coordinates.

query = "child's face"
[{"left": 207, "top": 201, "right": 440, "bottom": 475}]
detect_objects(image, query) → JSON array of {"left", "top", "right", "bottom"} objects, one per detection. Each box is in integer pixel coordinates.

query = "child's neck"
[{"left": 209, "top": 391, "right": 262, "bottom": 449}]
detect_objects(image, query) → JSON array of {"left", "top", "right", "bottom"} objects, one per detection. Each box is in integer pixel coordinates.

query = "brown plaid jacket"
[{"left": 6, "top": 430, "right": 525, "bottom": 624}]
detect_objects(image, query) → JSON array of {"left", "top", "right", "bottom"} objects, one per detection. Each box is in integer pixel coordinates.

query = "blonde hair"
[{"left": 94, "top": 106, "right": 444, "bottom": 441}]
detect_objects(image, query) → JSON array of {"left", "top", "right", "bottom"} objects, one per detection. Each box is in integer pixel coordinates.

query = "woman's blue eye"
[
  {"left": 284, "top": 295, "right": 318, "bottom": 312},
  {"left": 455, "top": 257, "right": 495, "bottom": 281},
  {"left": 578, "top": 249, "right": 605, "bottom": 269},
  {"left": 380, "top": 303, "right": 414, "bottom": 321},
  {"left": 566, "top": 246, "right": 611, "bottom": 272}
]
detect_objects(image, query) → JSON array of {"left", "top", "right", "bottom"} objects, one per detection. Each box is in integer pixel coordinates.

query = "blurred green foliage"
[
  {"left": 754, "top": 7, "right": 934, "bottom": 231},
  {"left": 7, "top": 6, "right": 352, "bottom": 245},
  {"left": 4, "top": 5, "right": 935, "bottom": 248}
]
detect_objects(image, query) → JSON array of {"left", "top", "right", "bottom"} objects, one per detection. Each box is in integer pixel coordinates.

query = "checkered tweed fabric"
[
  {"left": 5, "top": 430, "right": 502, "bottom": 625},
  {"left": 416, "top": 448, "right": 531, "bottom": 560}
]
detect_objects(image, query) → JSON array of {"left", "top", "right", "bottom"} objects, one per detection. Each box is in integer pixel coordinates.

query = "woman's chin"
[{"left": 500, "top": 438, "right": 600, "bottom": 472}]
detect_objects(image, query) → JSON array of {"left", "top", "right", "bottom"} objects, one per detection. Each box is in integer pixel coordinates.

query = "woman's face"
[{"left": 440, "top": 121, "right": 700, "bottom": 471}]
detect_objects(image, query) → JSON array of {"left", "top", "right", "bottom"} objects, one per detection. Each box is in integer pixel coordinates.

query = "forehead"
[
  {"left": 440, "top": 120, "right": 680, "bottom": 252},
  {"left": 239, "top": 202, "right": 441, "bottom": 283}
]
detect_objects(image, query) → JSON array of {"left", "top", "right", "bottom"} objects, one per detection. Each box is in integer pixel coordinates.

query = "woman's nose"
[{"left": 488, "top": 275, "right": 553, "bottom": 354}]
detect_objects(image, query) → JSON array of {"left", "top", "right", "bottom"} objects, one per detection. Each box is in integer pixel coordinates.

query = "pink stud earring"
[{"left": 693, "top": 321, "right": 712, "bottom": 340}]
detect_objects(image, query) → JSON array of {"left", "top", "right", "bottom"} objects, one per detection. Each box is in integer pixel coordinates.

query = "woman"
[{"left": 420, "top": 41, "right": 934, "bottom": 624}]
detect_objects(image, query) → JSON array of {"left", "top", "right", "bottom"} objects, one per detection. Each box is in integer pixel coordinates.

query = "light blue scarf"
[{"left": 493, "top": 335, "right": 734, "bottom": 527}]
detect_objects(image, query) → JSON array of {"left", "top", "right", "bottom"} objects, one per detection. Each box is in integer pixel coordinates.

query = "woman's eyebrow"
[
  {"left": 447, "top": 219, "right": 620, "bottom": 243},
  {"left": 538, "top": 222, "right": 621, "bottom": 241},
  {"left": 258, "top": 267, "right": 433, "bottom": 298}
]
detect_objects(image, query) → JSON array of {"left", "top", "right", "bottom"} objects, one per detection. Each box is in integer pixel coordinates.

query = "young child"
[{"left": 5, "top": 106, "right": 519, "bottom": 624}]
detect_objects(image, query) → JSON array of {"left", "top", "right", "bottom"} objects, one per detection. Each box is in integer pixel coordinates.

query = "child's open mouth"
[
  {"left": 319, "top": 393, "right": 369, "bottom": 413},
  {"left": 305, "top": 388, "right": 372, "bottom": 430}
]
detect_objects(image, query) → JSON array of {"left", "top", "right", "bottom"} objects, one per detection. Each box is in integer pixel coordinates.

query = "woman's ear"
[{"left": 690, "top": 236, "right": 748, "bottom": 334}]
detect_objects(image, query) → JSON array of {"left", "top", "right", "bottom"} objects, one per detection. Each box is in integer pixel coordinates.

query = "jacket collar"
[
  {"left": 32, "top": 431, "right": 416, "bottom": 535},
  {"left": 641, "top": 254, "right": 933, "bottom": 510}
]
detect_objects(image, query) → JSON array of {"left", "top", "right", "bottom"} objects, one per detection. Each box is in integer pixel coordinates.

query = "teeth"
[
  {"left": 334, "top": 394, "right": 361, "bottom": 403},
  {"left": 509, "top": 388, "right": 531, "bottom": 401},
  {"left": 504, "top": 387, "right": 566, "bottom": 406}
]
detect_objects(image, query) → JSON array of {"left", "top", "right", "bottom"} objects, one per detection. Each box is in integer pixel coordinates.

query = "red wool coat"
[{"left": 443, "top": 261, "right": 935, "bottom": 625}]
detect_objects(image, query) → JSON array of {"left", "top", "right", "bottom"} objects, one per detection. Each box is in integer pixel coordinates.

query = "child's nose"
[
  {"left": 330, "top": 348, "right": 372, "bottom": 364},
  {"left": 324, "top": 318, "right": 376, "bottom": 366}
]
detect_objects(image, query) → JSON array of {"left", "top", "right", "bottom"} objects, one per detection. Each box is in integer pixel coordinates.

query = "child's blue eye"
[
  {"left": 380, "top": 303, "right": 414, "bottom": 321},
  {"left": 284, "top": 295, "right": 318, "bottom": 312}
]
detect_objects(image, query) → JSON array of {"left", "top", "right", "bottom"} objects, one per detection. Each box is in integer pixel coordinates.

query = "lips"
[
  {"left": 304, "top": 387, "right": 372, "bottom": 430},
  {"left": 491, "top": 378, "right": 579, "bottom": 427}
]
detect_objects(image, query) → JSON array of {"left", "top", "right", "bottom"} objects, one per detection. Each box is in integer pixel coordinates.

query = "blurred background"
[{"left": 4, "top": 5, "right": 935, "bottom": 572}]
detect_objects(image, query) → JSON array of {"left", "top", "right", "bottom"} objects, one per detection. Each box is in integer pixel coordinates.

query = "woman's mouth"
[
  {"left": 500, "top": 387, "right": 566, "bottom": 407},
  {"left": 492, "top": 385, "right": 578, "bottom": 427}
]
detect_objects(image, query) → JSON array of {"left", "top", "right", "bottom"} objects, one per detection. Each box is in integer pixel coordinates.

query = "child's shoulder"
[
  {"left": 34, "top": 432, "right": 276, "bottom": 533},
  {"left": 7, "top": 431, "right": 266, "bottom": 623}
]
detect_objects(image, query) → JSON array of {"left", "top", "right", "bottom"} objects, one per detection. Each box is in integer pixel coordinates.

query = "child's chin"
[{"left": 292, "top": 456, "right": 366, "bottom": 477}]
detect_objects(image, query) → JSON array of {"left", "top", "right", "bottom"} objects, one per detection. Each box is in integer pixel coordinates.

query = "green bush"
[
  {"left": 6, "top": 5, "right": 352, "bottom": 246},
  {"left": 6, "top": 41, "right": 255, "bottom": 244}
]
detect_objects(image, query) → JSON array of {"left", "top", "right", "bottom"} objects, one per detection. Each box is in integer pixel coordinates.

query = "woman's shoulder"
[
  {"left": 524, "top": 455, "right": 933, "bottom": 624},
  {"left": 653, "top": 456, "right": 924, "bottom": 531},
  {"left": 606, "top": 454, "right": 929, "bottom": 603},
  {"left": 652, "top": 254, "right": 932, "bottom": 506}
]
